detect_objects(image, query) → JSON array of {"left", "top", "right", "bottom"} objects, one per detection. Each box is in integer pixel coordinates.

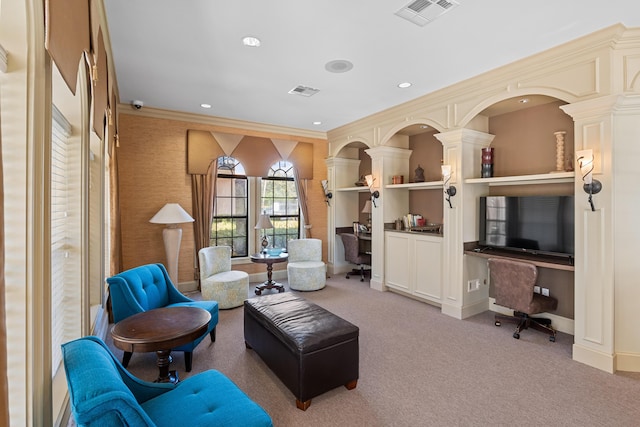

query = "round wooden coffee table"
[
  {"left": 250, "top": 252, "right": 288, "bottom": 295},
  {"left": 111, "top": 306, "right": 211, "bottom": 383}
]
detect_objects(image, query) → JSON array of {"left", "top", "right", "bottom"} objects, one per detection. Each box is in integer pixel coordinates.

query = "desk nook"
[{"left": 324, "top": 26, "right": 640, "bottom": 374}]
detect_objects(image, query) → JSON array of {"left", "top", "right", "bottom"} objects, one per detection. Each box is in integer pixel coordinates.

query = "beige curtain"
[
  {"left": 0, "top": 116, "right": 9, "bottom": 424},
  {"left": 293, "top": 168, "right": 311, "bottom": 238},
  {"left": 191, "top": 160, "right": 218, "bottom": 288},
  {"left": 109, "top": 134, "right": 122, "bottom": 276}
]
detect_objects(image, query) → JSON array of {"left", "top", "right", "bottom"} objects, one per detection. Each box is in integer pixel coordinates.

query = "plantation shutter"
[{"left": 50, "top": 106, "right": 73, "bottom": 375}]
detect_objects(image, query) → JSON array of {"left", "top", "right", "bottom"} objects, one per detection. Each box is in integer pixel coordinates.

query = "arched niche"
[
  {"left": 335, "top": 140, "right": 372, "bottom": 181},
  {"left": 458, "top": 88, "right": 576, "bottom": 129},
  {"left": 469, "top": 93, "right": 576, "bottom": 183}
]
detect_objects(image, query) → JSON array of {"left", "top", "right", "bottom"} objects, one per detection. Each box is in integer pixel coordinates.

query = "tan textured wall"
[
  {"left": 117, "top": 113, "right": 328, "bottom": 282},
  {"left": 488, "top": 100, "right": 575, "bottom": 176}
]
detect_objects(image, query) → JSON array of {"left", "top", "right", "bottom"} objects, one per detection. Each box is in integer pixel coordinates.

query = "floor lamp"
[{"left": 150, "top": 203, "right": 194, "bottom": 284}]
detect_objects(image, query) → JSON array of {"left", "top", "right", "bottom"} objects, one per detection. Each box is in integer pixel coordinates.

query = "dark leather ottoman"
[{"left": 244, "top": 293, "right": 359, "bottom": 410}]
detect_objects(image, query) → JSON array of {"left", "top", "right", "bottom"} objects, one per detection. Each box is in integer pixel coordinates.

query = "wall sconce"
[
  {"left": 321, "top": 180, "right": 332, "bottom": 206},
  {"left": 441, "top": 165, "right": 457, "bottom": 209},
  {"left": 365, "top": 174, "right": 380, "bottom": 207},
  {"left": 576, "top": 149, "right": 602, "bottom": 211}
]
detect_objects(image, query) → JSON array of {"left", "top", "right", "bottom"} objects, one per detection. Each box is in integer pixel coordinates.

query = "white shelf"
[
  {"left": 385, "top": 180, "right": 443, "bottom": 190},
  {"left": 335, "top": 186, "right": 370, "bottom": 192},
  {"left": 465, "top": 171, "right": 574, "bottom": 186}
]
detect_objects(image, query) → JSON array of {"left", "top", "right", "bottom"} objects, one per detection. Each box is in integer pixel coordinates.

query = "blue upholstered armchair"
[
  {"left": 62, "top": 336, "right": 273, "bottom": 427},
  {"left": 107, "top": 263, "right": 219, "bottom": 371}
]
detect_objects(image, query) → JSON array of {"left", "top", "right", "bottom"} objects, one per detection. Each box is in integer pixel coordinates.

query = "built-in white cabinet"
[{"left": 385, "top": 230, "right": 442, "bottom": 305}]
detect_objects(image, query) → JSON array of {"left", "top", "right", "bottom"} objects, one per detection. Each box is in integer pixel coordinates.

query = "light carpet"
[{"left": 105, "top": 276, "right": 640, "bottom": 426}]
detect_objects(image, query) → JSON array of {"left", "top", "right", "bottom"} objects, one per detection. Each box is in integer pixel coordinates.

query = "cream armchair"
[
  {"left": 198, "top": 246, "right": 249, "bottom": 309},
  {"left": 286, "top": 238, "right": 326, "bottom": 291}
]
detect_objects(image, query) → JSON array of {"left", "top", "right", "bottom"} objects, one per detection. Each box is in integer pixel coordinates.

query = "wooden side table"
[
  {"left": 111, "top": 306, "right": 211, "bottom": 383},
  {"left": 250, "top": 253, "right": 288, "bottom": 295}
]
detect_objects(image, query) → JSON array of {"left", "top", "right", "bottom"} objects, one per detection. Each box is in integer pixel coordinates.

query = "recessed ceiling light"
[
  {"left": 398, "top": 82, "right": 412, "bottom": 88},
  {"left": 313, "top": 121, "right": 322, "bottom": 125},
  {"left": 519, "top": 98, "right": 530, "bottom": 104},
  {"left": 200, "top": 103, "right": 212, "bottom": 109},
  {"left": 420, "top": 125, "right": 429, "bottom": 129},
  {"left": 242, "top": 36, "right": 261, "bottom": 47}
]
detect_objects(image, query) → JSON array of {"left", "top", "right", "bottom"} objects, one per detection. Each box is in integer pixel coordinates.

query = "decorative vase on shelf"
[
  {"left": 552, "top": 131, "right": 566, "bottom": 173},
  {"left": 414, "top": 165, "right": 425, "bottom": 182},
  {"left": 481, "top": 147, "right": 494, "bottom": 178}
]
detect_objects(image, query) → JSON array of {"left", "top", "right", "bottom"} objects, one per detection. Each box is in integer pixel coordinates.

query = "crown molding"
[{"left": 117, "top": 104, "right": 327, "bottom": 142}]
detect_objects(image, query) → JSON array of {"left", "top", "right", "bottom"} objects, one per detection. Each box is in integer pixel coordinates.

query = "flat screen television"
[{"left": 479, "top": 195, "right": 574, "bottom": 258}]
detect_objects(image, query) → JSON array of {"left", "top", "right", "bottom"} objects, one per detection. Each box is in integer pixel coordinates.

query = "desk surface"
[{"left": 465, "top": 247, "right": 574, "bottom": 271}]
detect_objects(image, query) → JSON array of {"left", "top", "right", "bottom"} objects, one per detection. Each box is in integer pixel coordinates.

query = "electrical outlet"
[
  {"left": 541, "top": 287, "right": 550, "bottom": 297},
  {"left": 533, "top": 285, "right": 541, "bottom": 294},
  {"left": 467, "top": 279, "right": 480, "bottom": 292}
]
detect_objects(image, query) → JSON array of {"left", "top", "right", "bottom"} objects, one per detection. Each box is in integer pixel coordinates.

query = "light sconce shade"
[
  {"left": 576, "top": 149, "right": 602, "bottom": 211},
  {"left": 321, "top": 180, "right": 333, "bottom": 206},
  {"left": 254, "top": 211, "right": 274, "bottom": 253},
  {"left": 365, "top": 174, "right": 380, "bottom": 207},
  {"left": 441, "top": 165, "right": 457, "bottom": 209},
  {"left": 149, "top": 203, "right": 194, "bottom": 285}
]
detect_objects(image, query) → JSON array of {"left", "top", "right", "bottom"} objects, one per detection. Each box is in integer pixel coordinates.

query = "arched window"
[
  {"left": 260, "top": 161, "right": 300, "bottom": 248},
  {"left": 211, "top": 156, "right": 248, "bottom": 256}
]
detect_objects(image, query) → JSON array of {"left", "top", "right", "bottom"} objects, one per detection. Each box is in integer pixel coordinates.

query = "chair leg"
[
  {"left": 209, "top": 327, "right": 216, "bottom": 343},
  {"left": 122, "top": 351, "right": 132, "bottom": 368},
  {"left": 360, "top": 265, "right": 365, "bottom": 282},
  {"left": 185, "top": 351, "right": 193, "bottom": 372}
]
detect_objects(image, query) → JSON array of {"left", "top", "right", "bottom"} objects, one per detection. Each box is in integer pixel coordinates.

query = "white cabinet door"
[
  {"left": 385, "top": 232, "right": 411, "bottom": 292},
  {"left": 413, "top": 236, "right": 442, "bottom": 302}
]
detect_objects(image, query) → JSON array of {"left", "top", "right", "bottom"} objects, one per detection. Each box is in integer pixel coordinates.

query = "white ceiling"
[{"left": 103, "top": 1, "right": 640, "bottom": 134}]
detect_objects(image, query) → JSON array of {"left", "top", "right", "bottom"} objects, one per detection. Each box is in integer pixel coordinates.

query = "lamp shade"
[
  {"left": 149, "top": 203, "right": 194, "bottom": 224},
  {"left": 361, "top": 200, "right": 372, "bottom": 214},
  {"left": 254, "top": 211, "right": 273, "bottom": 230}
]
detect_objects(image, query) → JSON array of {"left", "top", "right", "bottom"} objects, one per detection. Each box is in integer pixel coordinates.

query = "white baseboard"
[
  {"left": 615, "top": 351, "right": 640, "bottom": 373},
  {"left": 573, "top": 343, "right": 615, "bottom": 373}
]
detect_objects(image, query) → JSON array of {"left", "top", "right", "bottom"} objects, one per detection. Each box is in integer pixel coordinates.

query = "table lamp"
[
  {"left": 361, "top": 200, "right": 372, "bottom": 230},
  {"left": 254, "top": 211, "right": 273, "bottom": 254},
  {"left": 149, "top": 203, "right": 194, "bottom": 284}
]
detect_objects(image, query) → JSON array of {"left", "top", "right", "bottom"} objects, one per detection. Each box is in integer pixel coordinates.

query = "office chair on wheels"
[
  {"left": 339, "top": 233, "right": 371, "bottom": 282},
  {"left": 488, "top": 257, "right": 558, "bottom": 342}
]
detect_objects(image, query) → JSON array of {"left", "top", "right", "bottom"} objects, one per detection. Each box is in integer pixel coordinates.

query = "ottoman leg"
[
  {"left": 345, "top": 379, "right": 358, "bottom": 390},
  {"left": 296, "top": 399, "right": 311, "bottom": 411}
]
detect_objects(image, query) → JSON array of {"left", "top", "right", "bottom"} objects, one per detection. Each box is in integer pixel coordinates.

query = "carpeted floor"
[{"left": 105, "top": 276, "right": 640, "bottom": 426}]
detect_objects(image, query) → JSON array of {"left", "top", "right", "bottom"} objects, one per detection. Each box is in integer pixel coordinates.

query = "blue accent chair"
[
  {"left": 62, "top": 336, "right": 273, "bottom": 427},
  {"left": 107, "top": 263, "right": 218, "bottom": 371}
]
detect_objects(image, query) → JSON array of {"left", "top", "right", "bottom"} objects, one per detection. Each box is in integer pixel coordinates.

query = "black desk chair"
[
  {"left": 488, "top": 257, "right": 558, "bottom": 341},
  {"left": 339, "top": 233, "right": 371, "bottom": 282}
]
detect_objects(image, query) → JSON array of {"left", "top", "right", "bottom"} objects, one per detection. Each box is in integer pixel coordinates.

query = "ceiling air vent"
[
  {"left": 395, "top": 0, "right": 460, "bottom": 27},
  {"left": 288, "top": 85, "right": 320, "bottom": 97}
]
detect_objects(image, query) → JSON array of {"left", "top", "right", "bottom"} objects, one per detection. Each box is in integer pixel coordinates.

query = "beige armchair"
[
  {"left": 286, "top": 239, "right": 326, "bottom": 291},
  {"left": 198, "top": 246, "right": 249, "bottom": 309}
]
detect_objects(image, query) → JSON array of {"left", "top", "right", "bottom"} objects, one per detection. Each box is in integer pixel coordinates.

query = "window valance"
[
  {"left": 187, "top": 130, "right": 313, "bottom": 178},
  {"left": 44, "top": 0, "right": 90, "bottom": 94}
]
